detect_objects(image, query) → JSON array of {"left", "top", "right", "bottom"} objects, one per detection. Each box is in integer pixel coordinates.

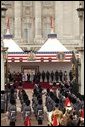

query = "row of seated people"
[{"left": 7, "top": 70, "right": 73, "bottom": 83}]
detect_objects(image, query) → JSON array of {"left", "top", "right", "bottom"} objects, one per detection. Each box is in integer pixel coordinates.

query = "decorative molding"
[
  {"left": 42, "top": 8, "right": 54, "bottom": 16},
  {"left": 27, "top": 51, "right": 36, "bottom": 61},
  {"left": 2, "top": 1, "right": 13, "bottom": 7},
  {"left": 42, "top": 1, "right": 54, "bottom": 7},
  {"left": 23, "top": 1, "right": 32, "bottom": 7},
  {"left": 57, "top": 52, "right": 65, "bottom": 61}
]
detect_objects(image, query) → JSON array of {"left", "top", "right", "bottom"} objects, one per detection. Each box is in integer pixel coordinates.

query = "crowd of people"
[
  {"left": 7, "top": 70, "right": 73, "bottom": 84},
  {"left": 1, "top": 78, "right": 84, "bottom": 126},
  {"left": 32, "top": 81, "right": 84, "bottom": 126}
]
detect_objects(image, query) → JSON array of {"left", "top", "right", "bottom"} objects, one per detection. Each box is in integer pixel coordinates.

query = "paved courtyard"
[{"left": 1, "top": 89, "right": 48, "bottom": 126}]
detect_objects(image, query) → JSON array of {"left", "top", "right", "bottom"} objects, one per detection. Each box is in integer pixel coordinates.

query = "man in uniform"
[
  {"left": 50, "top": 70, "right": 54, "bottom": 82},
  {"left": 59, "top": 70, "right": 63, "bottom": 82},
  {"left": 55, "top": 70, "right": 59, "bottom": 82},
  {"left": 46, "top": 71, "right": 50, "bottom": 82},
  {"left": 69, "top": 70, "right": 73, "bottom": 81},
  {"left": 42, "top": 71, "right": 45, "bottom": 82}
]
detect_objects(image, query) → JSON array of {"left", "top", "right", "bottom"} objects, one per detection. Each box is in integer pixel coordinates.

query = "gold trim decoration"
[
  {"left": 57, "top": 52, "right": 65, "bottom": 61},
  {"left": 27, "top": 51, "right": 36, "bottom": 61}
]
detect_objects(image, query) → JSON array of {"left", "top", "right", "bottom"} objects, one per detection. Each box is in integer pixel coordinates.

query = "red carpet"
[{"left": 17, "top": 82, "right": 52, "bottom": 89}]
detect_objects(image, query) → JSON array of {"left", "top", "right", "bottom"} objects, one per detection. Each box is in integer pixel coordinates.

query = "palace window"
[
  {"left": 23, "top": 23, "right": 31, "bottom": 43},
  {"left": 44, "top": 24, "right": 51, "bottom": 38},
  {"left": 2, "top": 1, "right": 13, "bottom": 7},
  {"left": 43, "top": 17, "right": 51, "bottom": 38}
]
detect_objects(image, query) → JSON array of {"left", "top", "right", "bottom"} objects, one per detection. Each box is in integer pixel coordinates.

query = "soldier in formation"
[
  {"left": 32, "top": 83, "right": 44, "bottom": 125},
  {"left": 42, "top": 71, "right": 45, "bottom": 82},
  {"left": 50, "top": 71, "right": 54, "bottom": 82},
  {"left": 46, "top": 71, "right": 50, "bottom": 82},
  {"left": 1, "top": 91, "right": 6, "bottom": 113},
  {"left": 55, "top": 70, "right": 59, "bottom": 82},
  {"left": 6, "top": 85, "right": 17, "bottom": 126}
]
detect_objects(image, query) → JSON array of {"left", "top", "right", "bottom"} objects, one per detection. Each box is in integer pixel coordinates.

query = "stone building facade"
[{"left": 1, "top": 1, "right": 84, "bottom": 51}]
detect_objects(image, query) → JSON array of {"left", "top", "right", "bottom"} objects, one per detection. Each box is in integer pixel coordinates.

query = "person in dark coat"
[
  {"left": 22, "top": 99, "right": 31, "bottom": 120},
  {"left": 46, "top": 88, "right": 50, "bottom": 96},
  {"left": 9, "top": 72, "right": 13, "bottom": 82},
  {"left": 36, "top": 99, "right": 44, "bottom": 125},
  {"left": 46, "top": 71, "right": 50, "bottom": 82},
  {"left": 5, "top": 83, "right": 11, "bottom": 111},
  {"left": 42, "top": 71, "right": 45, "bottom": 82},
  {"left": 33, "top": 72, "right": 37, "bottom": 83},
  {"left": 45, "top": 92, "right": 56, "bottom": 112},
  {"left": 1, "top": 91, "right": 6, "bottom": 113},
  {"left": 69, "top": 70, "right": 73, "bottom": 81},
  {"left": 64, "top": 71, "right": 67, "bottom": 81},
  {"left": 32, "top": 94, "right": 38, "bottom": 116},
  {"left": 59, "top": 70, "right": 63, "bottom": 81},
  {"left": 74, "top": 98, "right": 82, "bottom": 114},
  {"left": 19, "top": 72, "right": 22, "bottom": 82},
  {"left": 27, "top": 73, "right": 30, "bottom": 82},
  {"left": 7, "top": 99, "right": 17, "bottom": 126},
  {"left": 50, "top": 71, "right": 54, "bottom": 82},
  {"left": 55, "top": 70, "right": 59, "bottom": 82},
  {"left": 10, "top": 87, "right": 17, "bottom": 100},
  {"left": 37, "top": 71, "right": 41, "bottom": 82},
  {"left": 12, "top": 71, "right": 16, "bottom": 82}
]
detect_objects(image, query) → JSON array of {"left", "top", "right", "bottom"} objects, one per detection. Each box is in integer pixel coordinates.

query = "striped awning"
[{"left": 7, "top": 51, "right": 79, "bottom": 63}]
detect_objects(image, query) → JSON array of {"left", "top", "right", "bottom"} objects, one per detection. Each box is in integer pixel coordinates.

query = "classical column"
[
  {"left": 80, "top": 50, "right": 84, "bottom": 95},
  {"left": 76, "top": 1, "right": 84, "bottom": 95},
  {"left": 55, "top": 1, "right": 63, "bottom": 38},
  {"left": 1, "top": 41, "right": 5, "bottom": 91},
  {"left": 1, "top": 18, "right": 5, "bottom": 36},
  {"left": 34, "top": 1, "right": 42, "bottom": 43},
  {"left": 79, "top": 2, "right": 84, "bottom": 95},
  {"left": 1, "top": 3, "right": 7, "bottom": 37},
  {"left": 1, "top": 3, "right": 7, "bottom": 91},
  {"left": 76, "top": 46, "right": 84, "bottom": 95},
  {"left": 79, "top": 1, "right": 84, "bottom": 39},
  {"left": 14, "top": 1, "right": 22, "bottom": 43}
]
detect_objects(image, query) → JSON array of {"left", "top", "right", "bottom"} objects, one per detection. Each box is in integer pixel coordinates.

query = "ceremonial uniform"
[
  {"left": 36, "top": 102, "right": 44, "bottom": 125},
  {"left": 7, "top": 103, "right": 17, "bottom": 126},
  {"left": 22, "top": 103, "right": 31, "bottom": 120}
]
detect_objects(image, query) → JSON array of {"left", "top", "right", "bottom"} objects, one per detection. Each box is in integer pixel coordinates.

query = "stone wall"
[{"left": 2, "top": 1, "right": 81, "bottom": 51}]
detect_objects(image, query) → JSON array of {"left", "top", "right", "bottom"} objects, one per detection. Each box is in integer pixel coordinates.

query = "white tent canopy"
[
  {"left": 3, "top": 29, "right": 23, "bottom": 52},
  {"left": 38, "top": 34, "right": 69, "bottom": 52},
  {"left": 3, "top": 38, "right": 23, "bottom": 52}
]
